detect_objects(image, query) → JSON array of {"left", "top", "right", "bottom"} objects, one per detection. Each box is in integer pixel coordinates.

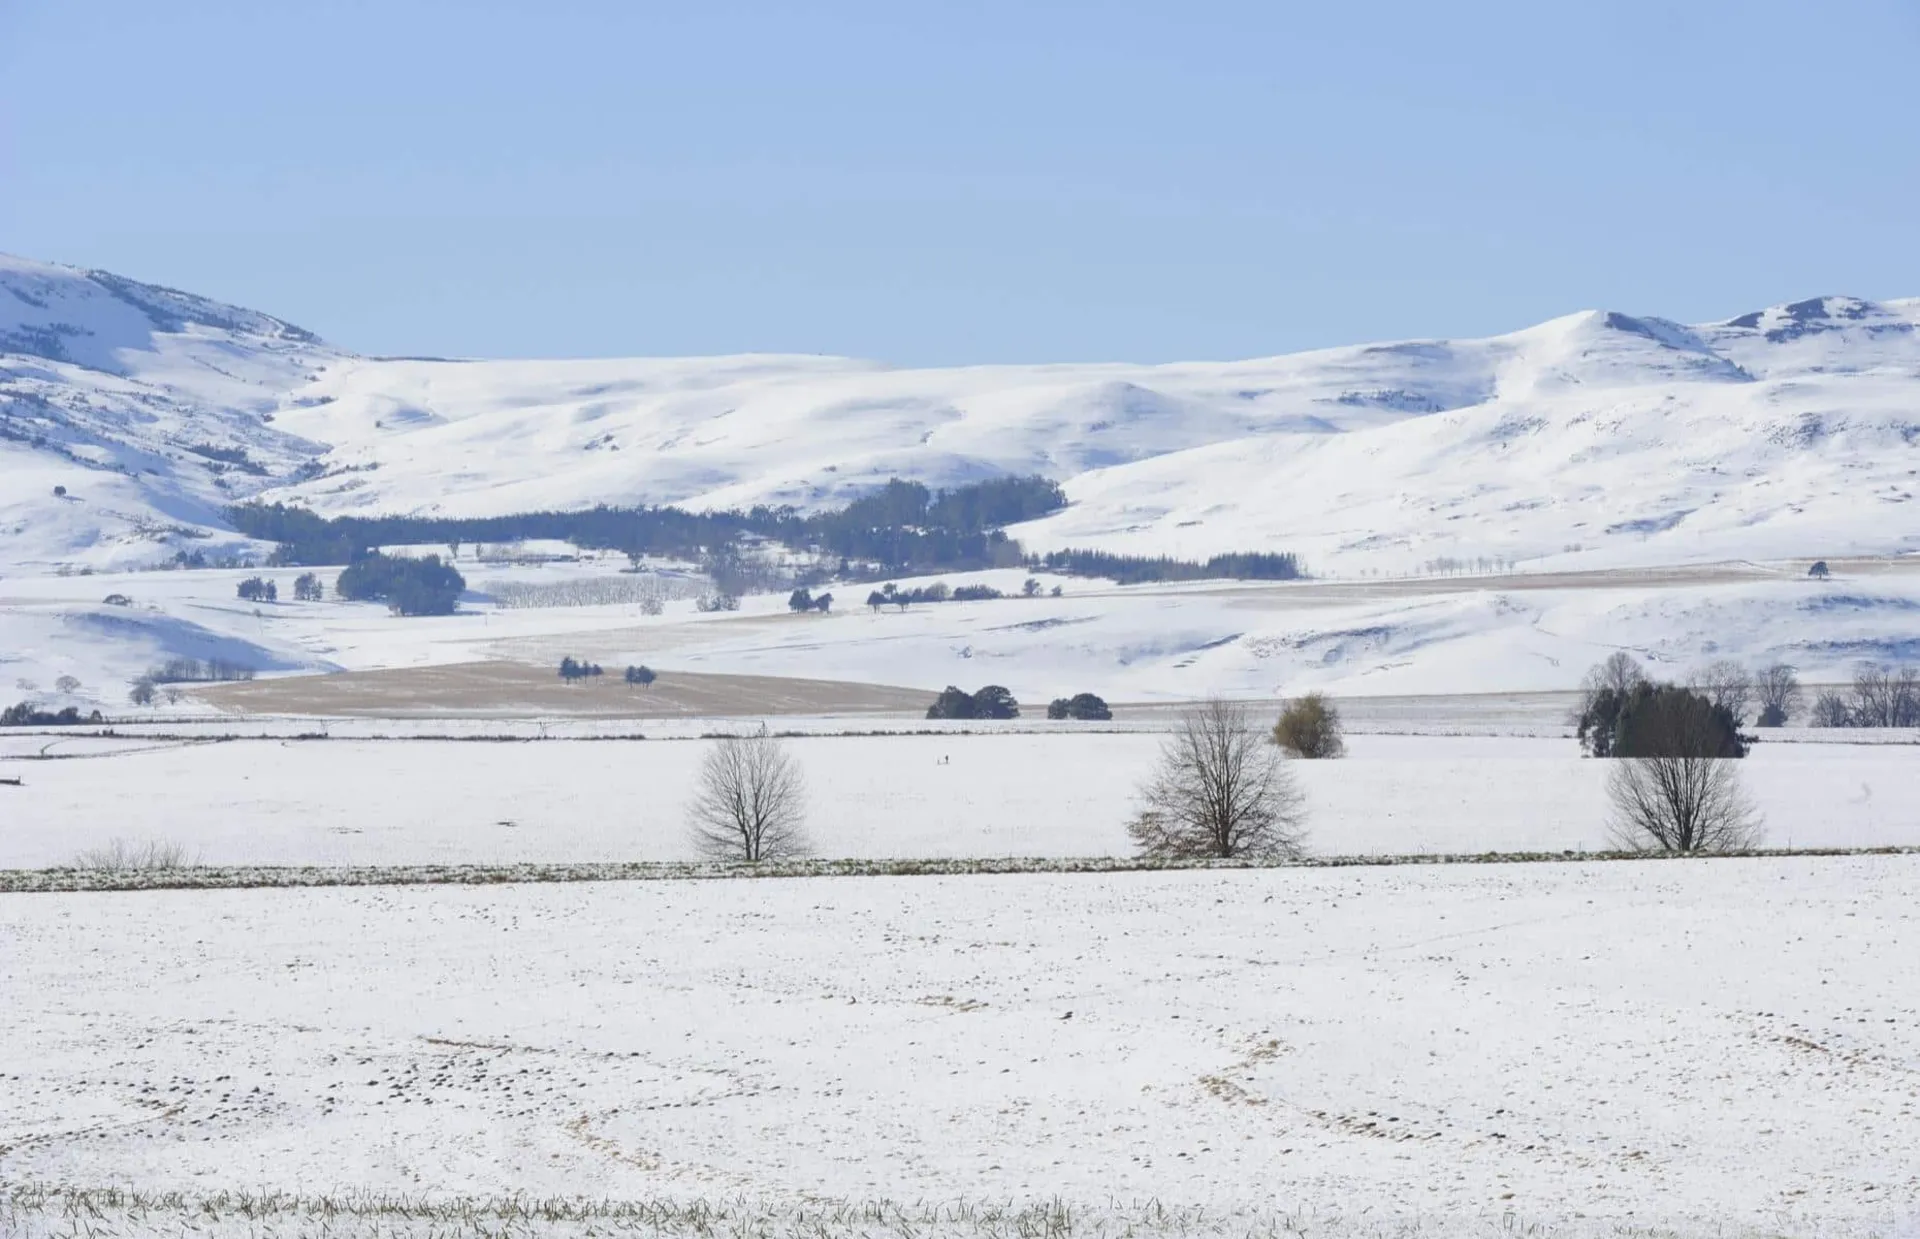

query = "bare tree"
[
  {"left": 1575, "top": 651, "right": 1647, "bottom": 724},
  {"left": 55, "top": 674, "right": 81, "bottom": 695},
  {"left": 1810, "top": 691, "right": 1853, "bottom": 728},
  {"left": 1849, "top": 663, "right": 1920, "bottom": 728},
  {"left": 1603, "top": 687, "right": 1761, "bottom": 853},
  {"left": 1607, "top": 757, "right": 1761, "bottom": 853},
  {"left": 1128, "top": 699, "right": 1307, "bottom": 859},
  {"left": 1755, "top": 664, "right": 1802, "bottom": 727},
  {"left": 1688, "top": 660, "right": 1753, "bottom": 727},
  {"left": 686, "top": 732, "right": 811, "bottom": 862}
]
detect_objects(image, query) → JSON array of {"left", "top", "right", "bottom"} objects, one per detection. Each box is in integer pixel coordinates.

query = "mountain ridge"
[{"left": 4, "top": 251, "right": 1917, "bottom": 575}]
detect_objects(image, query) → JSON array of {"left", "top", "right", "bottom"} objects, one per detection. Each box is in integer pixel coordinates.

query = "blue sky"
[{"left": 2, "top": 1, "right": 1916, "bottom": 364}]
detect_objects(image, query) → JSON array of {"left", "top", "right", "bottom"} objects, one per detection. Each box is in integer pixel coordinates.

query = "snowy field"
[
  {"left": 3, "top": 857, "right": 1917, "bottom": 1234},
  {"left": 6, "top": 554, "right": 1920, "bottom": 724},
  {"left": 3, "top": 732, "right": 1918, "bottom": 870}
]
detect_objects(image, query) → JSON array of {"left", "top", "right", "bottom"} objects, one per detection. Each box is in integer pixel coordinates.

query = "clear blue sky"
[{"left": 3, "top": 1, "right": 1916, "bottom": 364}]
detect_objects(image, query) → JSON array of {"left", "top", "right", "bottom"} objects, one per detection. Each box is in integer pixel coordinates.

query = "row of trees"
[
  {"left": 226, "top": 476, "right": 1070, "bottom": 576},
  {"left": 787, "top": 588, "right": 835, "bottom": 613}
]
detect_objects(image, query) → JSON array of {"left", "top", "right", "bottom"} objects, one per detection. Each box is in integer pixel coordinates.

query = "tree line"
[{"left": 224, "top": 477, "right": 1307, "bottom": 586}]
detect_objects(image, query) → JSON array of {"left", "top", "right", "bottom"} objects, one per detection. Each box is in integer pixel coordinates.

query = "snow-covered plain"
[
  {"left": 3, "top": 733, "right": 1917, "bottom": 869},
  {"left": 6, "top": 554, "right": 1920, "bottom": 718},
  {"left": 4, "top": 858, "right": 1917, "bottom": 1231}
]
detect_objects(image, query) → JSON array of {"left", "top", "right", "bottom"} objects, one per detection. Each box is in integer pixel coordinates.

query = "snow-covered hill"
[{"left": 5, "top": 251, "right": 1918, "bottom": 576}]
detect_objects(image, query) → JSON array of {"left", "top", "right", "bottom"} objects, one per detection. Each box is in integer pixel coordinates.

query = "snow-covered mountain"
[{"left": 5, "top": 251, "right": 1918, "bottom": 575}]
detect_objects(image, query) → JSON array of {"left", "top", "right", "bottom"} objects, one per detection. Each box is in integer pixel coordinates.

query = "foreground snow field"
[
  {"left": 3, "top": 733, "right": 1918, "bottom": 869},
  {"left": 3, "top": 858, "right": 1917, "bottom": 1231}
]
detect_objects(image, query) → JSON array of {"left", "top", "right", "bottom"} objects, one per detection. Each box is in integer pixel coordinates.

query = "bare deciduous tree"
[
  {"left": 1810, "top": 690, "right": 1853, "bottom": 728},
  {"left": 1607, "top": 757, "right": 1761, "bottom": 853},
  {"left": 1849, "top": 663, "right": 1920, "bottom": 728},
  {"left": 1755, "top": 664, "right": 1802, "bottom": 727},
  {"left": 1688, "top": 660, "right": 1753, "bottom": 727},
  {"left": 1128, "top": 699, "right": 1307, "bottom": 860},
  {"left": 686, "top": 732, "right": 811, "bottom": 862},
  {"left": 1575, "top": 651, "right": 1647, "bottom": 724}
]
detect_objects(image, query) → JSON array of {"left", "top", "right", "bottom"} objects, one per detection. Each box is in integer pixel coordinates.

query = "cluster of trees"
[
  {"left": 1, "top": 703, "right": 105, "bottom": 727},
  {"left": 1571, "top": 654, "right": 1762, "bottom": 853},
  {"left": 236, "top": 576, "right": 277, "bottom": 603},
  {"left": 927, "top": 685, "right": 1020, "bottom": 720},
  {"left": 143, "top": 657, "right": 255, "bottom": 684},
  {"left": 1811, "top": 664, "right": 1920, "bottom": 728},
  {"left": 1047, "top": 693, "right": 1112, "bottom": 720},
  {"left": 335, "top": 553, "right": 466, "bottom": 616},
  {"left": 292, "top": 572, "right": 324, "bottom": 602},
  {"left": 1033, "top": 549, "right": 1302, "bottom": 585},
  {"left": 625, "top": 665, "right": 657, "bottom": 688},
  {"left": 558, "top": 657, "right": 604, "bottom": 683},
  {"left": 225, "top": 476, "right": 1069, "bottom": 577},
  {"left": 787, "top": 588, "right": 835, "bottom": 613},
  {"left": 803, "top": 477, "right": 1063, "bottom": 572}
]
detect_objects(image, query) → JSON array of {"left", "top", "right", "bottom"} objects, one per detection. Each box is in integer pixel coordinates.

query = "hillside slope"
[{"left": 5, "top": 252, "right": 1917, "bottom": 575}]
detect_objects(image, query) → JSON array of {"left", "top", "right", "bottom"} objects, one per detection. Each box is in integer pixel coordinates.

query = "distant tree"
[
  {"left": 695, "top": 592, "right": 741, "bottom": 613},
  {"left": 1810, "top": 690, "right": 1854, "bottom": 728},
  {"left": 1688, "top": 660, "right": 1754, "bottom": 727},
  {"left": 788, "top": 587, "right": 815, "bottom": 613},
  {"left": 102, "top": 593, "right": 133, "bottom": 607},
  {"left": 971, "top": 685, "right": 1019, "bottom": 719},
  {"left": 1848, "top": 663, "right": 1920, "bottom": 728},
  {"left": 559, "top": 656, "right": 585, "bottom": 684},
  {"left": 236, "top": 576, "right": 272, "bottom": 602},
  {"left": 1127, "top": 699, "right": 1307, "bottom": 860},
  {"left": 1578, "top": 652, "right": 1647, "bottom": 716},
  {"left": 686, "top": 733, "right": 810, "bottom": 862},
  {"left": 54, "top": 675, "right": 81, "bottom": 695},
  {"left": 813, "top": 592, "right": 833, "bottom": 613},
  {"left": 1050, "top": 584, "right": 1063, "bottom": 597},
  {"left": 624, "top": 665, "right": 657, "bottom": 688},
  {"left": 1047, "top": 692, "right": 1111, "bottom": 721},
  {"left": 1809, "top": 560, "right": 1831, "bottom": 579},
  {"left": 866, "top": 590, "right": 887, "bottom": 613},
  {"left": 1022, "top": 577, "right": 1042, "bottom": 597},
  {"left": 1272, "top": 693, "right": 1345, "bottom": 759},
  {"left": 128, "top": 679, "right": 155, "bottom": 707},
  {"left": 292, "top": 572, "right": 323, "bottom": 602},
  {"left": 52, "top": 485, "right": 66, "bottom": 497},
  {"left": 1574, "top": 654, "right": 1652, "bottom": 755},
  {"left": 926, "top": 686, "right": 979, "bottom": 720},
  {"left": 1755, "top": 664, "right": 1802, "bottom": 727}
]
